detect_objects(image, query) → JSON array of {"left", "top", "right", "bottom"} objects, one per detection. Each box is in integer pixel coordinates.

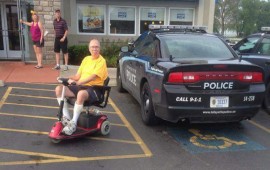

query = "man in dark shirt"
[{"left": 53, "top": 9, "right": 69, "bottom": 71}]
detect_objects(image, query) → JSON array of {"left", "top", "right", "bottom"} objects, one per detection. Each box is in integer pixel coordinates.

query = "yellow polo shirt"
[{"left": 77, "top": 55, "right": 108, "bottom": 86}]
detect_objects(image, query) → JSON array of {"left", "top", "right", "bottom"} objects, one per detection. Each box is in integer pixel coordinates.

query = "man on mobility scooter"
[{"left": 54, "top": 39, "right": 108, "bottom": 135}]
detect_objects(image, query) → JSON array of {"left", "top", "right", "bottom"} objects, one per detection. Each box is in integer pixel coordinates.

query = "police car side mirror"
[
  {"left": 128, "top": 41, "right": 135, "bottom": 52},
  {"left": 121, "top": 46, "right": 129, "bottom": 53}
]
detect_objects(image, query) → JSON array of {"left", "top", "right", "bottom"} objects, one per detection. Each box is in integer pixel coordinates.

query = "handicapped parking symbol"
[
  {"left": 188, "top": 129, "right": 246, "bottom": 149},
  {"left": 167, "top": 127, "right": 265, "bottom": 153}
]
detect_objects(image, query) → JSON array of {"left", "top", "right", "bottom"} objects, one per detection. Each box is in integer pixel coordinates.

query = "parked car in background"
[
  {"left": 233, "top": 27, "right": 270, "bottom": 114},
  {"left": 117, "top": 25, "right": 265, "bottom": 125}
]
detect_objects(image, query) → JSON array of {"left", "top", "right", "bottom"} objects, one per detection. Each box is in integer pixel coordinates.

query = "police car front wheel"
[{"left": 117, "top": 66, "right": 126, "bottom": 93}]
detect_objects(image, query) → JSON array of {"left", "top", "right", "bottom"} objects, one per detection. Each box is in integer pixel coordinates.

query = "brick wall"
[{"left": 33, "top": 0, "right": 61, "bottom": 64}]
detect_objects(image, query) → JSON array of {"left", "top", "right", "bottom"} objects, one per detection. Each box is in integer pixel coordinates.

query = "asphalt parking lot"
[{"left": 0, "top": 83, "right": 270, "bottom": 170}]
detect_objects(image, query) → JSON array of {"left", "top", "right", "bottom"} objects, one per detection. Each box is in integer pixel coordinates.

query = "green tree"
[
  {"left": 214, "top": 0, "right": 270, "bottom": 37},
  {"left": 256, "top": 1, "right": 270, "bottom": 31},
  {"left": 214, "top": 0, "right": 240, "bottom": 35},
  {"left": 239, "top": 0, "right": 260, "bottom": 36}
]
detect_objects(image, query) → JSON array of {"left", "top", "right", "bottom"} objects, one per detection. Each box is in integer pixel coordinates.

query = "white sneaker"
[
  {"left": 61, "top": 116, "right": 70, "bottom": 126},
  {"left": 63, "top": 65, "right": 69, "bottom": 71},
  {"left": 62, "top": 120, "right": 76, "bottom": 135}
]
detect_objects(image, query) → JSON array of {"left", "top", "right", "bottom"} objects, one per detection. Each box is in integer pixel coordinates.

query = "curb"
[{"left": 0, "top": 80, "right": 5, "bottom": 87}]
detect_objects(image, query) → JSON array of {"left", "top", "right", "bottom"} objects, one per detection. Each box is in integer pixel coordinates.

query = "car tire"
[
  {"left": 140, "top": 82, "right": 159, "bottom": 125},
  {"left": 117, "top": 66, "right": 126, "bottom": 93},
  {"left": 263, "top": 83, "right": 270, "bottom": 114}
]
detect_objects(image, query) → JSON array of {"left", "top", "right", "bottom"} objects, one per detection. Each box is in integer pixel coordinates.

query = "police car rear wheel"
[
  {"left": 117, "top": 66, "right": 126, "bottom": 93},
  {"left": 141, "top": 82, "right": 159, "bottom": 125}
]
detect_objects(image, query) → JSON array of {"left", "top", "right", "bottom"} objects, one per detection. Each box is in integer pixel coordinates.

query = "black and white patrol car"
[{"left": 117, "top": 25, "right": 266, "bottom": 125}]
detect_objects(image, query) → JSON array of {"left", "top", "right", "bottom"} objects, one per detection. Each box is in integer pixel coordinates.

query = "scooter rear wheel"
[
  {"left": 51, "top": 139, "right": 61, "bottom": 144},
  {"left": 100, "top": 120, "right": 110, "bottom": 135}
]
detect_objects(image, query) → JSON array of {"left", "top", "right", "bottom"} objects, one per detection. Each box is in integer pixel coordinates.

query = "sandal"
[{"left": 35, "top": 65, "right": 43, "bottom": 69}]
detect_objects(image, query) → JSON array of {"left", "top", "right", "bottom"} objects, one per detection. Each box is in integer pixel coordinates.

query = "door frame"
[
  {"left": 0, "top": 3, "right": 8, "bottom": 58},
  {"left": 0, "top": 2, "right": 29, "bottom": 60}
]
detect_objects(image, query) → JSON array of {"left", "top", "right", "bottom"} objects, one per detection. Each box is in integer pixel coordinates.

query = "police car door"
[
  {"left": 132, "top": 36, "right": 158, "bottom": 100},
  {"left": 124, "top": 35, "right": 149, "bottom": 97}
]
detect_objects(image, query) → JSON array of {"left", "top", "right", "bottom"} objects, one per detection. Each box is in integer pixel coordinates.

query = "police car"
[
  {"left": 233, "top": 27, "right": 270, "bottom": 114},
  {"left": 117, "top": 25, "right": 266, "bottom": 125}
]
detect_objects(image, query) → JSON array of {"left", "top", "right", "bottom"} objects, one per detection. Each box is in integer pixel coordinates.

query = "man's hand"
[
  {"left": 68, "top": 79, "right": 76, "bottom": 85},
  {"left": 60, "top": 36, "right": 65, "bottom": 42}
]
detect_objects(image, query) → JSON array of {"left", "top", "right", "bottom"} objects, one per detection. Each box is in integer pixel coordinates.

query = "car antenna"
[
  {"left": 238, "top": 54, "right": 242, "bottom": 62},
  {"left": 169, "top": 55, "right": 174, "bottom": 61}
]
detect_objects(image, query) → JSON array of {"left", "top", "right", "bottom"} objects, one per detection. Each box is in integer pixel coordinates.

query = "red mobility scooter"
[{"left": 49, "top": 77, "right": 111, "bottom": 143}]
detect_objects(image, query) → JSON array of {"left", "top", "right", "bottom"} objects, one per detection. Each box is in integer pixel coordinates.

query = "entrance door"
[{"left": 0, "top": 3, "right": 22, "bottom": 59}]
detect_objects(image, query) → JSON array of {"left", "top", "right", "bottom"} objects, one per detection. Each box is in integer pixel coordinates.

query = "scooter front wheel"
[
  {"left": 51, "top": 139, "right": 61, "bottom": 144},
  {"left": 100, "top": 120, "right": 110, "bottom": 136}
]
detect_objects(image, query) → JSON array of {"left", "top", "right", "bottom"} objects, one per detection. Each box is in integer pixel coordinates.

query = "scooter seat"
[{"left": 67, "top": 77, "right": 111, "bottom": 108}]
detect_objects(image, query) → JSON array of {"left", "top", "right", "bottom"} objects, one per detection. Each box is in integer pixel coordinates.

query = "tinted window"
[
  {"left": 236, "top": 36, "right": 260, "bottom": 53},
  {"left": 140, "top": 39, "right": 160, "bottom": 58},
  {"left": 134, "top": 34, "right": 154, "bottom": 55},
  {"left": 257, "top": 38, "right": 270, "bottom": 55},
  {"left": 160, "top": 35, "right": 234, "bottom": 59}
]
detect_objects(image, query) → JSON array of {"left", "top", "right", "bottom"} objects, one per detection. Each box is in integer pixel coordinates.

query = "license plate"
[{"left": 210, "top": 96, "right": 229, "bottom": 108}]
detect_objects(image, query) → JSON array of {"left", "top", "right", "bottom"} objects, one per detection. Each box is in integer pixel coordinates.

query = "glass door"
[
  {"left": 5, "top": 4, "right": 22, "bottom": 58},
  {"left": 0, "top": 3, "right": 22, "bottom": 59},
  {"left": 0, "top": 4, "right": 7, "bottom": 58}
]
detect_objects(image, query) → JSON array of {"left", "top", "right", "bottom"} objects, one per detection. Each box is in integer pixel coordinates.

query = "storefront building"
[{"left": 0, "top": 0, "right": 215, "bottom": 63}]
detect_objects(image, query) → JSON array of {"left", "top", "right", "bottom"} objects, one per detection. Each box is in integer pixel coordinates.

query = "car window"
[
  {"left": 133, "top": 31, "right": 148, "bottom": 49},
  {"left": 134, "top": 34, "right": 152, "bottom": 54},
  {"left": 161, "top": 35, "right": 234, "bottom": 59},
  {"left": 257, "top": 38, "right": 270, "bottom": 55},
  {"left": 139, "top": 39, "right": 161, "bottom": 58},
  {"left": 236, "top": 37, "right": 260, "bottom": 53}
]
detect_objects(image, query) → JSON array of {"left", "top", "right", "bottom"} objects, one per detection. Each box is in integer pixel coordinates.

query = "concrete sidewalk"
[
  {"left": 0, "top": 62, "right": 59, "bottom": 85},
  {"left": 0, "top": 62, "right": 116, "bottom": 86}
]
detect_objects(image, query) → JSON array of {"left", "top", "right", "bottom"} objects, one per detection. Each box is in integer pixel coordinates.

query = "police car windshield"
[{"left": 161, "top": 35, "right": 235, "bottom": 60}]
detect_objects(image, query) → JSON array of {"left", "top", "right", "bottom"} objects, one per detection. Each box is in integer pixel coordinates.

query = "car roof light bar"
[
  {"left": 261, "top": 27, "right": 270, "bottom": 31},
  {"left": 149, "top": 25, "right": 208, "bottom": 32}
]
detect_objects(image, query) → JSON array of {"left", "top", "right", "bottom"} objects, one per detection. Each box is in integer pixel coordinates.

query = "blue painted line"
[{"left": 168, "top": 128, "right": 266, "bottom": 154}]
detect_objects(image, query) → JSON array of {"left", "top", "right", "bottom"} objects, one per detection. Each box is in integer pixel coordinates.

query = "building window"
[
  {"left": 77, "top": 4, "right": 105, "bottom": 34},
  {"left": 169, "top": 8, "right": 194, "bottom": 25},
  {"left": 140, "top": 7, "right": 165, "bottom": 34},
  {"left": 109, "top": 6, "right": 135, "bottom": 35}
]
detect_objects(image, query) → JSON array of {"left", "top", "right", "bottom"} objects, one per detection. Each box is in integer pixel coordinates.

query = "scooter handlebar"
[{"left": 57, "top": 77, "right": 76, "bottom": 86}]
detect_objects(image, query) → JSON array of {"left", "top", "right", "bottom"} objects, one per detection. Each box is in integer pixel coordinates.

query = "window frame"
[
  {"left": 139, "top": 6, "right": 166, "bottom": 35},
  {"left": 168, "top": 7, "right": 195, "bottom": 26},
  {"left": 76, "top": 4, "right": 106, "bottom": 35},
  {"left": 108, "top": 5, "right": 136, "bottom": 36}
]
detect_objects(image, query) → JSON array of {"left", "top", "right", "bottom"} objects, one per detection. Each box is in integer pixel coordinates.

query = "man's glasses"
[{"left": 90, "top": 46, "right": 100, "bottom": 49}]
